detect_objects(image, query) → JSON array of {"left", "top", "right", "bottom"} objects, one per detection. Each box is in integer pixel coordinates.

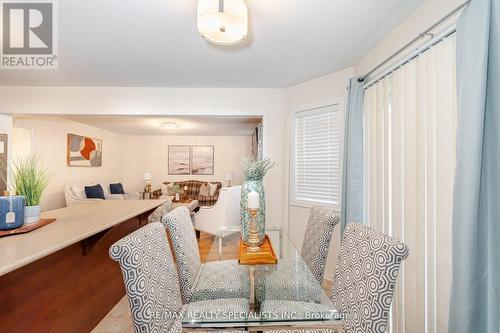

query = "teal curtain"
[
  {"left": 449, "top": 0, "right": 500, "bottom": 332},
  {"left": 341, "top": 77, "right": 364, "bottom": 234}
]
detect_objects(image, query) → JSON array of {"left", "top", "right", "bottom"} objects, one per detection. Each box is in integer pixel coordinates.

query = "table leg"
[{"left": 249, "top": 266, "right": 258, "bottom": 311}]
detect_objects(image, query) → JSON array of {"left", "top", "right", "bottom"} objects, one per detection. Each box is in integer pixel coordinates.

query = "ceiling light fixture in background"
[
  {"left": 160, "top": 122, "right": 179, "bottom": 130},
  {"left": 197, "top": 0, "right": 248, "bottom": 45}
]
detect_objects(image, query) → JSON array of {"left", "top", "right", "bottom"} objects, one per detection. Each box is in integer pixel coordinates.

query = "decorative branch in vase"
[
  {"left": 172, "top": 184, "right": 181, "bottom": 201},
  {"left": 240, "top": 155, "right": 277, "bottom": 244}
]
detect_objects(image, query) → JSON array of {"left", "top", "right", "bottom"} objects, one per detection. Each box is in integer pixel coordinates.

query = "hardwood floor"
[{"left": 197, "top": 230, "right": 241, "bottom": 262}]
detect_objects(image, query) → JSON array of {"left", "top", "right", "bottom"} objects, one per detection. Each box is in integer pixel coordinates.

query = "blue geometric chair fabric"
[
  {"left": 110, "top": 222, "right": 248, "bottom": 333},
  {"left": 191, "top": 259, "right": 250, "bottom": 303},
  {"left": 109, "top": 222, "right": 183, "bottom": 332},
  {"left": 255, "top": 259, "right": 323, "bottom": 303},
  {"left": 263, "top": 223, "right": 408, "bottom": 333},
  {"left": 161, "top": 206, "right": 202, "bottom": 303},
  {"left": 331, "top": 223, "right": 409, "bottom": 333},
  {"left": 301, "top": 206, "right": 340, "bottom": 283},
  {"left": 163, "top": 207, "right": 249, "bottom": 303},
  {"left": 147, "top": 200, "right": 173, "bottom": 224},
  {"left": 256, "top": 207, "right": 339, "bottom": 303}
]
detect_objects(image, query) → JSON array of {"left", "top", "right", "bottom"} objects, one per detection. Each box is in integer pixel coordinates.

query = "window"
[{"left": 292, "top": 103, "right": 342, "bottom": 209}]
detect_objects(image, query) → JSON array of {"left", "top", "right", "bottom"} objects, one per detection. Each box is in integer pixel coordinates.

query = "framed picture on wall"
[
  {"left": 191, "top": 145, "right": 214, "bottom": 175},
  {"left": 67, "top": 134, "right": 102, "bottom": 167},
  {"left": 168, "top": 145, "right": 191, "bottom": 175}
]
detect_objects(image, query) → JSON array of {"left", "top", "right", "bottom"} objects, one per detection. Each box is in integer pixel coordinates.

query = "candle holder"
[{"left": 246, "top": 208, "right": 261, "bottom": 253}]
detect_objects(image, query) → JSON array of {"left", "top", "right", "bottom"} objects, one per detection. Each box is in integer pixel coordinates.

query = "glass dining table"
[{"left": 181, "top": 227, "right": 343, "bottom": 331}]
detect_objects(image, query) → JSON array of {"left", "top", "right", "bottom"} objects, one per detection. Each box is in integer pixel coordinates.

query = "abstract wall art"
[
  {"left": 191, "top": 145, "right": 214, "bottom": 175},
  {"left": 67, "top": 134, "right": 102, "bottom": 167},
  {"left": 168, "top": 145, "right": 190, "bottom": 175}
]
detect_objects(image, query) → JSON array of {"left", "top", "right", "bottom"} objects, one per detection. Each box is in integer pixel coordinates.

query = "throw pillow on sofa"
[
  {"left": 71, "top": 184, "right": 87, "bottom": 199},
  {"left": 208, "top": 182, "right": 218, "bottom": 196},
  {"left": 85, "top": 184, "right": 105, "bottom": 199},
  {"left": 109, "top": 183, "right": 125, "bottom": 195},
  {"left": 198, "top": 184, "right": 209, "bottom": 196},
  {"left": 161, "top": 182, "right": 176, "bottom": 196}
]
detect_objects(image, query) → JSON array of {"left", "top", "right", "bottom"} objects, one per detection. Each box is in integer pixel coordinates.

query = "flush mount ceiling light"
[
  {"left": 160, "top": 122, "right": 179, "bottom": 130},
  {"left": 197, "top": 0, "right": 248, "bottom": 46}
]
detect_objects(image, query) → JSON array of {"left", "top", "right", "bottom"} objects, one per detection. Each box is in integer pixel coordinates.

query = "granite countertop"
[{"left": 0, "top": 199, "right": 166, "bottom": 276}]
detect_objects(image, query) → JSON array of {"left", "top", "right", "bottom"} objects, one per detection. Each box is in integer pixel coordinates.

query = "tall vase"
[{"left": 240, "top": 179, "right": 266, "bottom": 244}]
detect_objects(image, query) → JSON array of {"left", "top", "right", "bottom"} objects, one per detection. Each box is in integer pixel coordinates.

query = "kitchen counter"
[
  {"left": 0, "top": 199, "right": 166, "bottom": 333},
  {"left": 0, "top": 199, "right": 166, "bottom": 276}
]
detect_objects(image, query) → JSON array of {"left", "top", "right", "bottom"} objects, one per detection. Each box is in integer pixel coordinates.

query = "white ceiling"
[
  {"left": 55, "top": 115, "right": 262, "bottom": 136},
  {"left": 1, "top": 0, "right": 423, "bottom": 88}
]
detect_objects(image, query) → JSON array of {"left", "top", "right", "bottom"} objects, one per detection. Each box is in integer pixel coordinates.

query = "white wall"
[
  {"left": 0, "top": 115, "right": 13, "bottom": 192},
  {"left": 283, "top": 67, "right": 354, "bottom": 280},
  {"left": 13, "top": 117, "right": 124, "bottom": 211},
  {"left": 121, "top": 135, "right": 253, "bottom": 192},
  {"left": 355, "top": 0, "right": 463, "bottom": 75},
  {"left": 0, "top": 115, "right": 13, "bottom": 162},
  {"left": 0, "top": 87, "right": 286, "bottom": 226},
  {"left": 12, "top": 127, "right": 32, "bottom": 159}
]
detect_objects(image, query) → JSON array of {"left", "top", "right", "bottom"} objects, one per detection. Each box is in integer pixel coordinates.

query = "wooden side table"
[{"left": 140, "top": 192, "right": 153, "bottom": 200}]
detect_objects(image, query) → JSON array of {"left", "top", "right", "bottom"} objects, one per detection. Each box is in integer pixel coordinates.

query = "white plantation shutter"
[{"left": 293, "top": 104, "right": 341, "bottom": 209}]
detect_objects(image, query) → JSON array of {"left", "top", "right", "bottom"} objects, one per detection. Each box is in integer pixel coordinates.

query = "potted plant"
[
  {"left": 11, "top": 155, "right": 51, "bottom": 224},
  {"left": 240, "top": 155, "right": 277, "bottom": 244}
]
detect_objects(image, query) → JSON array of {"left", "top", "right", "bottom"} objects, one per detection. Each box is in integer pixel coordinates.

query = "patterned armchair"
[{"left": 152, "top": 180, "right": 222, "bottom": 207}]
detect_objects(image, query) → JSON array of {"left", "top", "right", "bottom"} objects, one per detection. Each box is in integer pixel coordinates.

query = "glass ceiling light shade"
[
  {"left": 160, "top": 122, "right": 179, "bottom": 130},
  {"left": 197, "top": 0, "right": 248, "bottom": 45}
]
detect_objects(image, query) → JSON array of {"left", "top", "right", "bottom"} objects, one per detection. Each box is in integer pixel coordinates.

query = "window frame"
[{"left": 290, "top": 101, "right": 344, "bottom": 210}]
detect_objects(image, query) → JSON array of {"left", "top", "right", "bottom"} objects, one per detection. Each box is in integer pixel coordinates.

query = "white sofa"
[
  {"left": 64, "top": 182, "right": 140, "bottom": 207},
  {"left": 193, "top": 185, "right": 241, "bottom": 237}
]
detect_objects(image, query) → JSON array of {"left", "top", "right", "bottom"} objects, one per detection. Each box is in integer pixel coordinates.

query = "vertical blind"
[
  {"left": 364, "top": 35, "right": 456, "bottom": 333},
  {"left": 293, "top": 104, "right": 341, "bottom": 209}
]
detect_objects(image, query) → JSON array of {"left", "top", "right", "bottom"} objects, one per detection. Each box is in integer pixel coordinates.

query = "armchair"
[{"left": 193, "top": 185, "right": 241, "bottom": 236}]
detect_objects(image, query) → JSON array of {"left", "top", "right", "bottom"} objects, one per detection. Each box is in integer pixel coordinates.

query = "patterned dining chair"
[
  {"left": 301, "top": 206, "right": 340, "bottom": 283},
  {"left": 262, "top": 223, "right": 409, "bottom": 333},
  {"left": 147, "top": 200, "right": 173, "bottom": 224},
  {"left": 331, "top": 223, "right": 409, "bottom": 332},
  {"left": 109, "top": 222, "right": 248, "bottom": 333},
  {"left": 162, "top": 206, "right": 250, "bottom": 304},
  {"left": 256, "top": 206, "right": 339, "bottom": 303}
]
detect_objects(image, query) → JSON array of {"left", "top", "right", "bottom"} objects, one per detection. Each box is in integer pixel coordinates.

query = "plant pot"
[
  {"left": 0, "top": 196, "right": 25, "bottom": 230},
  {"left": 24, "top": 205, "right": 41, "bottom": 225},
  {"left": 240, "top": 179, "right": 266, "bottom": 244}
]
